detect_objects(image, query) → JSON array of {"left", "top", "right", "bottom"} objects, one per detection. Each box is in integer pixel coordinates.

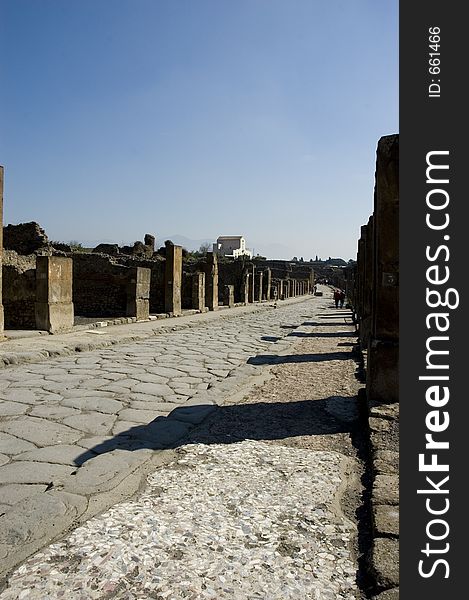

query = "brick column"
[
  {"left": 35, "top": 256, "right": 74, "bottom": 333},
  {"left": 127, "top": 267, "right": 150, "bottom": 320},
  {"left": 192, "top": 271, "right": 205, "bottom": 311},
  {"left": 204, "top": 251, "right": 218, "bottom": 311},
  {"left": 164, "top": 242, "right": 182, "bottom": 315}
]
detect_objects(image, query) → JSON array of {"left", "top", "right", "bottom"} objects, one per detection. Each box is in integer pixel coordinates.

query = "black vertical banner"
[{"left": 400, "top": 2, "right": 467, "bottom": 597}]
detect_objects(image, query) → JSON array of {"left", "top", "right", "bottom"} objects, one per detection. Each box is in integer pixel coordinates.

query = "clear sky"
[{"left": 0, "top": 0, "right": 398, "bottom": 260}]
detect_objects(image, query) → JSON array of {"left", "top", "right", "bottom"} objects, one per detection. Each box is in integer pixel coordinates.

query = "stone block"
[
  {"left": 367, "top": 341, "right": 398, "bottom": 404},
  {"left": 36, "top": 255, "right": 72, "bottom": 304},
  {"left": 192, "top": 271, "right": 205, "bottom": 311},
  {"left": 35, "top": 301, "right": 74, "bottom": 334},
  {"left": 224, "top": 284, "right": 234, "bottom": 308},
  {"left": 126, "top": 267, "right": 150, "bottom": 321},
  {"left": 370, "top": 538, "right": 399, "bottom": 589},
  {"left": 373, "top": 504, "right": 399, "bottom": 537},
  {"left": 373, "top": 474, "right": 399, "bottom": 505}
]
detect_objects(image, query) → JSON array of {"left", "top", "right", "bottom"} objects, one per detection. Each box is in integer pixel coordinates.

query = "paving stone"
[
  {"left": 62, "top": 413, "right": 117, "bottom": 436},
  {"left": 0, "top": 417, "right": 83, "bottom": 447},
  {"left": 15, "top": 445, "right": 92, "bottom": 466},
  {"left": 0, "top": 401, "right": 28, "bottom": 416},
  {"left": 371, "top": 538, "right": 399, "bottom": 589},
  {"left": 132, "top": 382, "right": 173, "bottom": 396},
  {"left": 0, "top": 453, "right": 10, "bottom": 467},
  {"left": 0, "top": 461, "right": 74, "bottom": 485},
  {"left": 125, "top": 417, "right": 192, "bottom": 448},
  {"left": 61, "top": 397, "right": 125, "bottom": 414},
  {"left": 168, "top": 404, "right": 216, "bottom": 425},
  {"left": 117, "top": 408, "right": 169, "bottom": 423},
  {"left": 146, "top": 366, "right": 186, "bottom": 378},
  {"left": 373, "top": 474, "right": 399, "bottom": 505},
  {"left": 60, "top": 389, "right": 116, "bottom": 399},
  {"left": 0, "top": 491, "right": 87, "bottom": 574},
  {"left": 373, "top": 504, "right": 399, "bottom": 537},
  {"left": 0, "top": 390, "right": 39, "bottom": 405},
  {"left": 62, "top": 450, "right": 148, "bottom": 496},
  {"left": 112, "top": 420, "right": 141, "bottom": 436},
  {"left": 29, "top": 405, "right": 81, "bottom": 419},
  {"left": 0, "top": 484, "right": 48, "bottom": 505},
  {"left": 0, "top": 433, "right": 37, "bottom": 455}
]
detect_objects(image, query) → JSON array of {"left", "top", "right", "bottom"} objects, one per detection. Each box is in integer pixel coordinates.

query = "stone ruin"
[{"left": 0, "top": 206, "right": 313, "bottom": 335}]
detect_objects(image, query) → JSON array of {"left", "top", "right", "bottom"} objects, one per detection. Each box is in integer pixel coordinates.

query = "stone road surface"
[{"left": 0, "top": 287, "right": 365, "bottom": 598}]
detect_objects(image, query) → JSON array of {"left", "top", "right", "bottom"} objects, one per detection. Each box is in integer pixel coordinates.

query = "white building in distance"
[{"left": 213, "top": 235, "right": 253, "bottom": 259}]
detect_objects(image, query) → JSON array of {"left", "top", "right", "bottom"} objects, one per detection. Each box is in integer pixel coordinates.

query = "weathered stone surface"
[
  {"left": 374, "top": 450, "right": 399, "bottom": 475},
  {"left": 0, "top": 432, "right": 37, "bottom": 455},
  {"left": 35, "top": 256, "right": 74, "bottom": 334},
  {"left": 168, "top": 404, "right": 216, "bottom": 425},
  {"left": 0, "top": 400, "right": 28, "bottom": 416},
  {"left": 0, "top": 417, "right": 82, "bottom": 446},
  {"left": 371, "top": 537, "right": 399, "bottom": 589},
  {"left": 61, "top": 451, "right": 148, "bottom": 496},
  {"left": 373, "top": 474, "right": 399, "bottom": 505},
  {"left": 369, "top": 402, "right": 399, "bottom": 420},
  {"left": 372, "top": 589, "right": 399, "bottom": 600},
  {"left": 0, "top": 483, "right": 48, "bottom": 505},
  {"left": 29, "top": 405, "right": 81, "bottom": 419},
  {"left": 0, "top": 461, "right": 74, "bottom": 485},
  {"left": 61, "top": 396, "right": 125, "bottom": 414},
  {"left": 132, "top": 382, "right": 173, "bottom": 396},
  {"left": 126, "top": 267, "right": 150, "bottom": 321},
  {"left": 373, "top": 504, "right": 399, "bottom": 537},
  {"left": 0, "top": 453, "right": 9, "bottom": 467},
  {"left": 117, "top": 408, "right": 168, "bottom": 423},
  {"left": 62, "top": 413, "right": 116, "bottom": 436},
  {"left": 0, "top": 491, "right": 87, "bottom": 574},
  {"left": 15, "top": 445, "right": 93, "bottom": 466}
]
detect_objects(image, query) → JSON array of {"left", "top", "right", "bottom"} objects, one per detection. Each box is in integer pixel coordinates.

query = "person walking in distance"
[
  {"left": 339, "top": 289, "right": 345, "bottom": 308},
  {"left": 333, "top": 288, "right": 341, "bottom": 308}
]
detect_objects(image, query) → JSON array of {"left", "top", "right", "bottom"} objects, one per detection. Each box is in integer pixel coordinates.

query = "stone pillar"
[
  {"left": 224, "top": 285, "right": 234, "bottom": 308},
  {"left": 367, "top": 135, "right": 399, "bottom": 404},
  {"left": 248, "top": 267, "right": 255, "bottom": 303},
  {"left": 256, "top": 271, "right": 263, "bottom": 302},
  {"left": 204, "top": 251, "right": 218, "bottom": 311},
  {"left": 164, "top": 242, "right": 183, "bottom": 315},
  {"left": 35, "top": 256, "right": 74, "bottom": 333},
  {"left": 242, "top": 271, "right": 249, "bottom": 304},
  {"left": 127, "top": 267, "right": 150, "bottom": 320},
  {"left": 264, "top": 268, "right": 272, "bottom": 301},
  {"left": 0, "top": 166, "right": 4, "bottom": 336},
  {"left": 192, "top": 271, "right": 205, "bottom": 311},
  {"left": 289, "top": 279, "right": 294, "bottom": 297}
]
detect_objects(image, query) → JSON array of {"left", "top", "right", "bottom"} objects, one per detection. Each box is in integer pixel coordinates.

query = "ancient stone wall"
[
  {"left": 72, "top": 254, "right": 132, "bottom": 317},
  {"left": 3, "top": 222, "right": 50, "bottom": 255},
  {"left": 2, "top": 251, "right": 36, "bottom": 329}
]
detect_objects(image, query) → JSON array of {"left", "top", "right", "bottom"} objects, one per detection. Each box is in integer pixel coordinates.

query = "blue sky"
[{"left": 0, "top": 0, "right": 398, "bottom": 260}]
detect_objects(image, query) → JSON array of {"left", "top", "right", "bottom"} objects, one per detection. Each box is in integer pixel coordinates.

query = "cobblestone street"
[{"left": 0, "top": 288, "right": 366, "bottom": 598}]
